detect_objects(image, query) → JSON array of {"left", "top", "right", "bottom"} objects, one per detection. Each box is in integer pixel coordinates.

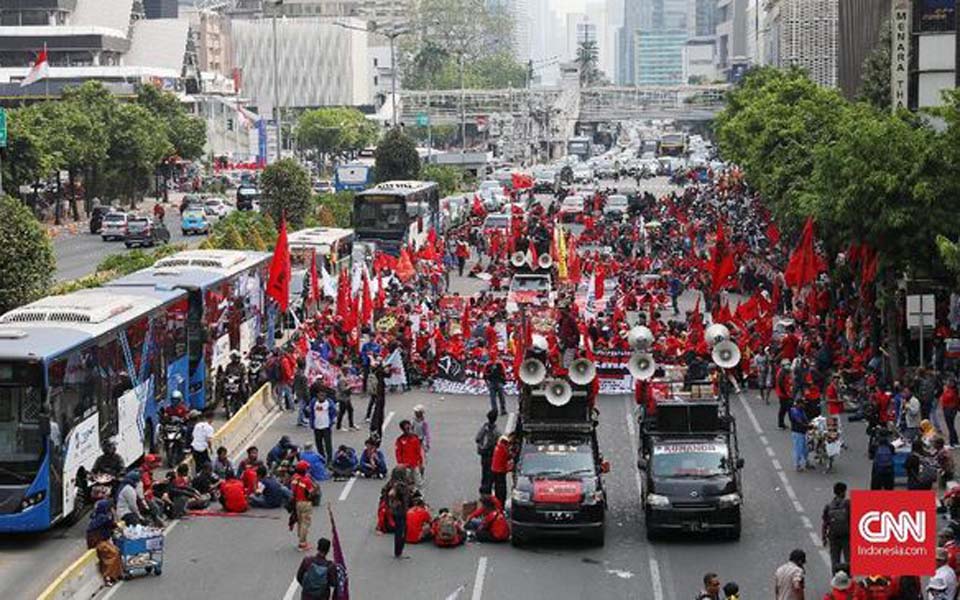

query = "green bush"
[
  {"left": 0, "top": 195, "right": 55, "bottom": 313},
  {"left": 314, "top": 192, "right": 354, "bottom": 228}
]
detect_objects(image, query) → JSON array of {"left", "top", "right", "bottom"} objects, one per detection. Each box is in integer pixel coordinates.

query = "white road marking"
[
  {"left": 382, "top": 410, "right": 396, "bottom": 433},
  {"left": 735, "top": 392, "right": 829, "bottom": 568},
  {"left": 648, "top": 557, "right": 665, "bottom": 600},
  {"left": 471, "top": 556, "right": 488, "bottom": 600},
  {"left": 282, "top": 578, "right": 299, "bottom": 600},
  {"left": 338, "top": 476, "right": 358, "bottom": 501},
  {"left": 505, "top": 411, "right": 517, "bottom": 434}
]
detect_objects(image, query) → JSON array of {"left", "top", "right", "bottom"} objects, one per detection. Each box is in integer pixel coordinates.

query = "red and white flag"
[{"left": 21, "top": 47, "right": 50, "bottom": 88}]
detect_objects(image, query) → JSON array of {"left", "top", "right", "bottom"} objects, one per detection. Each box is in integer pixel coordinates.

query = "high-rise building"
[
  {"left": 837, "top": 0, "right": 889, "bottom": 100},
  {"left": 145, "top": 0, "right": 179, "bottom": 19},
  {"left": 689, "top": 0, "right": 718, "bottom": 37},
  {"left": 765, "top": 0, "right": 838, "bottom": 88},
  {"left": 633, "top": 0, "right": 688, "bottom": 85},
  {"left": 716, "top": 0, "right": 747, "bottom": 79}
]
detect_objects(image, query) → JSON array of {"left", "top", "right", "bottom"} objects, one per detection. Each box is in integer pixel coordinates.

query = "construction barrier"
[{"left": 35, "top": 383, "right": 277, "bottom": 600}]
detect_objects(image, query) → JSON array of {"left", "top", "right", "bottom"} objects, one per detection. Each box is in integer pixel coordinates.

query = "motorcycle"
[
  {"left": 223, "top": 374, "right": 244, "bottom": 418},
  {"left": 87, "top": 471, "right": 117, "bottom": 503},
  {"left": 160, "top": 415, "right": 186, "bottom": 467},
  {"left": 247, "top": 357, "right": 264, "bottom": 391}
]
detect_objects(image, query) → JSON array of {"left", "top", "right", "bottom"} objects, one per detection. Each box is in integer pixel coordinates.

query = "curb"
[{"left": 35, "top": 383, "right": 277, "bottom": 600}]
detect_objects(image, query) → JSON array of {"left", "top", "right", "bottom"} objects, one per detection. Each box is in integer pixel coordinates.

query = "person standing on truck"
[{"left": 820, "top": 482, "right": 851, "bottom": 573}]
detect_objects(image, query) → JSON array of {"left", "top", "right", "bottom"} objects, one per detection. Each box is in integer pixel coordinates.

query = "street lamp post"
[
  {"left": 270, "top": 0, "right": 283, "bottom": 162},
  {"left": 459, "top": 52, "right": 465, "bottom": 155}
]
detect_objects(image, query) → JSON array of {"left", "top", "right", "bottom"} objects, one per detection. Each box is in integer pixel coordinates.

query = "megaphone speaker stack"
[
  {"left": 568, "top": 358, "right": 597, "bottom": 385},
  {"left": 544, "top": 379, "right": 573, "bottom": 406},
  {"left": 537, "top": 254, "right": 553, "bottom": 270},
  {"left": 511, "top": 252, "right": 527, "bottom": 268},
  {"left": 519, "top": 358, "right": 547, "bottom": 386},
  {"left": 627, "top": 325, "right": 654, "bottom": 350},
  {"left": 704, "top": 323, "right": 730, "bottom": 346},
  {"left": 712, "top": 341, "right": 741, "bottom": 369},
  {"left": 627, "top": 352, "right": 656, "bottom": 380}
]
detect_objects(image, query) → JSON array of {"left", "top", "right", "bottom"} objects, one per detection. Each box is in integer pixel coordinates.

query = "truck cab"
[
  {"left": 638, "top": 392, "right": 744, "bottom": 540},
  {"left": 511, "top": 385, "right": 607, "bottom": 546}
]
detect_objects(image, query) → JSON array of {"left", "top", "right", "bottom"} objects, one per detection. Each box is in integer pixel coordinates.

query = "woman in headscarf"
[{"left": 86, "top": 499, "right": 122, "bottom": 586}]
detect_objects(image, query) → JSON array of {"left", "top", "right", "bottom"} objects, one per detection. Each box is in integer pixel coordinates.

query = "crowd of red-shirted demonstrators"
[{"left": 84, "top": 163, "right": 960, "bottom": 600}]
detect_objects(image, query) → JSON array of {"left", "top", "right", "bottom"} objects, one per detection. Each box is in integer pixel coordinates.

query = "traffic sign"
[
  {"left": 0, "top": 108, "right": 8, "bottom": 148},
  {"left": 416, "top": 112, "right": 429, "bottom": 127}
]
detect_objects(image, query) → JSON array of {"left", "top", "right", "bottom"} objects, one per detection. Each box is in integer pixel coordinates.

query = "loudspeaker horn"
[
  {"left": 712, "top": 340, "right": 741, "bottom": 369},
  {"left": 537, "top": 254, "right": 553, "bottom": 270},
  {"left": 544, "top": 379, "right": 573, "bottom": 407},
  {"left": 627, "top": 352, "right": 656, "bottom": 380},
  {"left": 568, "top": 358, "right": 596, "bottom": 385},
  {"left": 627, "top": 325, "right": 654, "bottom": 350},
  {"left": 519, "top": 358, "right": 547, "bottom": 386},
  {"left": 704, "top": 323, "right": 730, "bottom": 346},
  {"left": 511, "top": 251, "right": 527, "bottom": 268}
]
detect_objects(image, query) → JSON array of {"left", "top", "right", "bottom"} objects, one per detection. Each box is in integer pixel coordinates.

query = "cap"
[
  {"left": 295, "top": 460, "right": 309, "bottom": 474},
  {"left": 830, "top": 571, "right": 851, "bottom": 590}
]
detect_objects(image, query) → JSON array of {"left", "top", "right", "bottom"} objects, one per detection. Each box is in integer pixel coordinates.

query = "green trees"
[
  {"left": 421, "top": 164, "right": 463, "bottom": 196},
  {"left": 374, "top": 128, "right": 420, "bottom": 182},
  {"left": 260, "top": 158, "right": 312, "bottom": 228},
  {"left": 1, "top": 81, "right": 207, "bottom": 218},
  {"left": 0, "top": 195, "right": 55, "bottom": 313},
  {"left": 295, "top": 108, "right": 378, "bottom": 170},
  {"left": 576, "top": 40, "right": 604, "bottom": 87}
]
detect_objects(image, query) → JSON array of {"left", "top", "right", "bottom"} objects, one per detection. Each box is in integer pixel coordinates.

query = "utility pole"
[
  {"left": 459, "top": 52, "right": 466, "bottom": 155},
  {"left": 270, "top": 1, "right": 283, "bottom": 162}
]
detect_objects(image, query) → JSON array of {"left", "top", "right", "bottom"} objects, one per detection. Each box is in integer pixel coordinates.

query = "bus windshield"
[
  {"left": 354, "top": 200, "right": 406, "bottom": 230},
  {"left": 0, "top": 362, "right": 45, "bottom": 484}
]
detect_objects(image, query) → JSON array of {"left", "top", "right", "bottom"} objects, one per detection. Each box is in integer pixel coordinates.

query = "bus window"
[
  {"left": 0, "top": 362, "right": 44, "bottom": 485},
  {"left": 94, "top": 341, "right": 120, "bottom": 441},
  {"left": 355, "top": 201, "right": 404, "bottom": 229},
  {"left": 186, "top": 292, "right": 204, "bottom": 373}
]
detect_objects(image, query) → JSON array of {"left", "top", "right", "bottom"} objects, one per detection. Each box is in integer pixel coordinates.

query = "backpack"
[
  {"left": 301, "top": 558, "right": 334, "bottom": 595},
  {"left": 916, "top": 455, "right": 939, "bottom": 488},
  {"left": 476, "top": 424, "right": 498, "bottom": 455},
  {"left": 435, "top": 514, "right": 460, "bottom": 546},
  {"left": 873, "top": 444, "right": 893, "bottom": 470},
  {"left": 826, "top": 499, "right": 850, "bottom": 537}
]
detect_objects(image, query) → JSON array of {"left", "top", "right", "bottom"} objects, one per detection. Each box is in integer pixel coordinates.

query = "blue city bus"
[
  {"left": 352, "top": 181, "right": 440, "bottom": 256},
  {"left": 0, "top": 287, "right": 189, "bottom": 531},
  {"left": 106, "top": 250, "right": 271, "bottom": 411}
]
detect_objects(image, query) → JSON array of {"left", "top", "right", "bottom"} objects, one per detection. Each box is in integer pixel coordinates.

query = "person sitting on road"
[
  {"left": 329, "top": 445, "right": 359, "bottom": 480},
  {"left": 236, "top": 446, "right": 264, "bottom": 478},
  {"left": 115, "top": 470, "right": 143, "bottom": 526},
  {"left": 248, "top": 465, "right": 291, "bottom": 509},
  {"left": 405, "top": 495, "right": 433, "bottom": 544},
  {"left": 359, "top": 438, "right": 387, "bottom": 479},
  {"left": 212, "top": 446, "right": 234, "bottom": 480},
  {"left": 191, "top": 461, "right": 221, "bottom": 498},
  {"left": 471, "top": 496, "right": 510, "bottom": 543},
  {"left": 300, "top": 443, "right": 329, "bottom": 482},
  {"left": 431, "top": 508, "right": 466, "bottom": 548},
  {"left": 219, "top": 469, "right": 249, "bottom": 513},
  {"left": 267, "top": 435, "right": 298, "bottom": 469}
]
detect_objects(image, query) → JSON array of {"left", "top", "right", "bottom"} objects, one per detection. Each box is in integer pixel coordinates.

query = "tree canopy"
[
  {"left": 374, "top": 128, "right": 421, "bottom": 182},
  {"left": 260, "top": 158, "right": 313, "bottom": 229},
  {"left": 0, "top": 195, "right": 54, "bottom": 313},
  {"left": 295, "top": 107, "right": 379, "bottom": 168}
]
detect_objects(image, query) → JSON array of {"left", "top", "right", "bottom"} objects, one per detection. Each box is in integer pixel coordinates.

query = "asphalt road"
[{"left": 52, "top": 196, "right": 206, "bottom": 282}]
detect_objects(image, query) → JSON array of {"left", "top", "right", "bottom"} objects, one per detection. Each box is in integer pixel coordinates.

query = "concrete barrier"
[{"left": 35, "top": 383, "right": 278, "bottom": 600}]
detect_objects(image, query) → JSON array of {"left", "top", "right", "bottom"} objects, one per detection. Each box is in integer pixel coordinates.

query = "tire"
[
  {"left": 645, "top": 524, "right": 658, "bottom": 541},
  {"left": 124, "top": 243, "right": 132, "bottom": 248},
  {"left": 510, "top": 532, "right": 526, "bottom": 548},
  {"left": 590, "top": 526, "right": 605, "bottom": 547},
  {"left": 182, "top": 230, "right": 189, "bottom": 236},
  {"left": 102, "top": 236, "right": 109, "bottom": 242},
  {"left": 725, "top": 526, "right": 741, "bottom": 541}
]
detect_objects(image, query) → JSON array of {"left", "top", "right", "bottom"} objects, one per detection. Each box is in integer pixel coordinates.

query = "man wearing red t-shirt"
[
  {"left": 779, "top": 326, "right": 799, "bottom": 361},
  {"left": 219, "top": 471, "right": 248, "bottom": 513},
  {"left": 405, "top": 498, "right": 433, "bottom": 543},
  {"left": 395, "top": 420, "right": 424, "bottom": 484},
  {"left": 291, "top": 461, "right": 316, "bottom": 550}
]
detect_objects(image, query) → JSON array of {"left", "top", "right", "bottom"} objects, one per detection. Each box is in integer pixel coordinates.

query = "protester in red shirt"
[
  {"left": 490, "top": 435, "right": 514, "bottom": 506},
  {"left": 241, "top": 464, "right": 259, "bottom": 497},
  {"left": 779, "top": 325, "right": 799, "bottom": 361},
  {"left": 941, "top": 380, "right": 960, "bottom": 446},
  {"left": 395, "top": 420, "right": 424, "bottom": 473},
  {"left": 290, "top": 461, "right": 316, "bottom": 550},
  {"left": 219, "top": 471, "right": 249, "bottom": 513},
  {"left": 405, "top": 497, "right": 433, "bottom": 543}
]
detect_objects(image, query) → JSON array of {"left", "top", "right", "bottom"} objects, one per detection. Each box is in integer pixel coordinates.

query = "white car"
[
  {"left": 100, "top": 211, "right": 129, "bottom": 241},
  {"left": 203, "top": 197, "right": 234, "bottom": 220},
  {"left": 604, "top": 194, "right": 629, "bottom": 217},
  {"left": 506, "top": 273, "right": 554, "bottom": 313},
  {"left": 573, "top": 167, "right": 594, "bottom": 183},
  {"left": 560, "top": 195, "right": 585, "bottom": 215}
]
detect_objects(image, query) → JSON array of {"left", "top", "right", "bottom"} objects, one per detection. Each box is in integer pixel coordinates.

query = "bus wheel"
[{"left": 63, "top": 478, "right": 87, "bottom": 526}]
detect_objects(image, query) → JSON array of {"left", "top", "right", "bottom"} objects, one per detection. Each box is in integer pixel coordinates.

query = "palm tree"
[{"left": 576, "top": 40, "right": 601, "bottom": 87}]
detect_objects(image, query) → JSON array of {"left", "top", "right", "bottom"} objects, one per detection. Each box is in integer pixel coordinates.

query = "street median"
[{"left": 36, "top": 382, "right": 278, "bottom": 600}]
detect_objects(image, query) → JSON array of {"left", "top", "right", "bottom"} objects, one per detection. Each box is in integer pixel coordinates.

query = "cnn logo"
[
  {"left": 851, "top": 491, "right": 936, "bottom": 577},
  {"left": 857, "top": 510, "right": 925, "bottom": 543}
]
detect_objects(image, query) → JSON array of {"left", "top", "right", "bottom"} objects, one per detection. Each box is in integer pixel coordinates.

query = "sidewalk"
[{"left": 43, "top": 193, "right": 187, "bottom": 239}]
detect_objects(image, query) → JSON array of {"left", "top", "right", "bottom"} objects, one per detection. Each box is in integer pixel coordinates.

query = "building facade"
[
  {"left": 716, "top": 0, "right": 747, "bottom": 78},
  {"left": 636, "top": 28, "right": 688, "bottom": 84},
  {"left": 765, "top": 0, "right": 839, "bottom": 88},
  {"left": 837, "top": 0, "right": 890, "bottom": 100}
]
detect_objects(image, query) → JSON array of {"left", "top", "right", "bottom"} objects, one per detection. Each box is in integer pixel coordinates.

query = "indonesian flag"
[{"left": 21, "top": 47, "right": 50, "bottom": 88}]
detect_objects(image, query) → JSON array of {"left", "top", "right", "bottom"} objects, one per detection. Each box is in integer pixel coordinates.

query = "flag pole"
[{"left": 43, "top": 43, "right": 49, "bottom": 100}]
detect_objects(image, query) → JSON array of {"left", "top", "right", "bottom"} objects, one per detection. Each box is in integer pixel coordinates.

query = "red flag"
[
  {"left": 709, "top": 222, "right": 736, "bottom": 296},
  {"left": 567, "top": 235, "right": 581, "bottom": 284},
  {"left": 511, "top": 173, "right": 533, "bottom": 190},
  {"left": 462, "top": 299, "right": 472, "bottom": 338},
  {"left": 528, "top": 240, "right": 538, "bottom": 269},
  {"left": 784, "top": 217, "right": 823, "bottom": 288},
  {"left": 861, "top": 245, "right": 879, "bottom": 286},
  {"left": 336, "top": 268, "right": 350, "bottom": 321},
  {"left": 689, "top": 296, "right": 704, "bottom": 342},
  {"left": 765, "top": 222, "right": 781, "bottom": 246},
  {"left": 472, "top": 195, "right": 486, "bottom": 217},
  {"left": 512, "top": 316, "right": 527, "bottom": 378},
  {"left": 308, "top": 249, "right": 320, "bottom": 308},
  {"left": 395, "top": 248, "right": 415, "bottom": 282},
  {"left": 376, "top": 271, "right": 385, "bottom": 310},
  {"left": 327, "top": 508, "right": 350, "bottom": 600},
  {"left": 427, "top": 226, "right": 437, "bottom": 247},
  {"left": 361, "top": 270, "right": 373, "bottom": 326},
  {"left": 265, "top": 218, "right": 291, "bottom": 311},
  {"left": 595, "top": 264, "right": 605, "bottom": 300}
]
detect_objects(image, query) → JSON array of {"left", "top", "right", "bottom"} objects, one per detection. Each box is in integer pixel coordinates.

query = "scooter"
[
  {"left": 223, "top": 374, "right": 244, "bottom": 418},
  {"left": 160, "top": 415, "right": 186, "bottom": 467}
]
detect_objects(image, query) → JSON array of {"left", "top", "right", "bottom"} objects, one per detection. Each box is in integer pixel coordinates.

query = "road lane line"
[
  {"left": 765, "top": 446, "right": 776, "bottom": 458},
  {"left": 338, "top": 476, "right": 358, "bottom": 501},
  {"left": 471, "top": 556, "right": 488, "bottom": 600},
  {"left": 735, "top": 392, "right": 829, "bottom": 568},
  {"left": 648, "top": 557, "right": 665, "bottom": 600},
  {"left": 282, "top": 578, "right": 299, "bottom": 600},
  {"left": 800, "top": 516, "right": 813, "bottom": 530},
  {"left": 382, "top": 410, "right": 395, "bottom": 432},
  {"left": 758, "top": 435, "right": 769, "bottom": 446}
]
